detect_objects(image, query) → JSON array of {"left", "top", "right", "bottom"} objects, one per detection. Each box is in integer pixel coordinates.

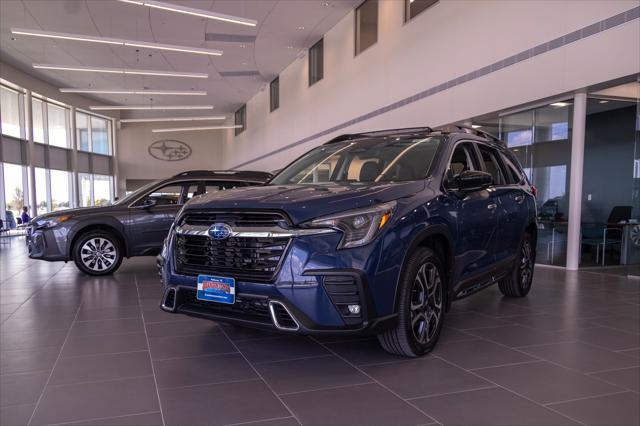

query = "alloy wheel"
[
  {"left": 80, "top": 237, "right": 117, "bottom": 272},
  {"left": 519, "top": 239, "right": 533, "bottom": 290},
  {"left": 410, "top": 262, "right": 443, "bottom": 345}
]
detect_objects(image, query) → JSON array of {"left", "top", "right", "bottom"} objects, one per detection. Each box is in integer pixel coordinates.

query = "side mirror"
[
  {"left": 142, "top": 198, "right": 157, "bottom": 209},
  {"left": 456, "top": 171, "right": 493, "bottom": 192}
]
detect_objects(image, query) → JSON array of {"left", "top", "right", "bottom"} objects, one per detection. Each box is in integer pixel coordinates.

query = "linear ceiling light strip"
[
  {"left": 33, "top": 64, "right": 207, "bottom": 79},
  {"left": 60, "top": 89, "right": 207, "bottom": 95},
  {"left": 117, "top": 0, "right": 257, "bottom": 27},
  {"left": 152, "top": 125, "right": 242, "bottom": 132},
  {"left": 12, "top": 28, "right": 222, "bottom": 56},
  {"left": 120, "top": 116, "right": 226, "bottom": 123},
  {"left": 90, "top": 105, "right": 214, "bottom": 111}
]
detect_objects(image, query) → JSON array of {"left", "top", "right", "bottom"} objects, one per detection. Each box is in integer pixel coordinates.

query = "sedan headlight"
[
  {"left": 33, "top": 215, "right": 71, "bottom": 230},
  {"left": 303, "top": 201, "right": 396, "bottom": 249}
]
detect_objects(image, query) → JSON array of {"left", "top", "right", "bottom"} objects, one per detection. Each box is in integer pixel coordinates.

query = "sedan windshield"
[
  {"left": 270, "top": 136, "right": 442, "bottom": 185},
  {"left": 113, "top": 181, "right": 160, "bottom": 205}
]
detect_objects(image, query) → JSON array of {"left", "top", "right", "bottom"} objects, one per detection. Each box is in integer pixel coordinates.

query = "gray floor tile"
[
  {"left": 220, "top": 324, "right": 280, "bottom": 341},
  {"left": 154, "top": 353, "right": 256, "bottom": 389},
  {"left": 432, "top": 338, "right": 537, "bottom": 370},
  {"left": 549, "top": 392, "right": 640, "bottom": 426},
  {"left": 519, "top": 341, "right": 639, "bottom": 373},
  {"left": 324, "top": 338, "right": 411, "bottom": 366},
  {"left": 236, "top": 336, "right": 329, "bottom": 364},
  {"left": 145, "top": 318, "right": 220, "bottom": 338},
  {"left": 282, "top": 382, "right": 433, "bottom": 426},
  {"left": 69, "top": 317, "right": 144, "bottom": 337},
  {"left": 362, "top": 356, "right": 490, "bottom": 399},
  {"left": 232, "top": 416, "right": 300, "bottom": 426},
  {"left": 160, "top": 379, "right": 290, "bottom": 426},
  {"left": 0, "top": 403, "right": 35, "bottom": 426},
  {"left": 30, "top": 376, "right": 160, "bottom": 425},
  {"left": 49, "top": 351, "right": 152, "bottom": 386},
  {"left": 474, "top": 360, "right": 623, "bottom": 404},
  {"left": 412, "top": 386, "right": 580, "bottom": 426},
  {"left": 505, "top": 313, "right": 600, "bottom": 332},
  {"left": 61, "top": 332, "right": 149, "bottom": 357},
  {"left": 591, "top": 366, "right": 640, "bottom": 392},
  {"left": 561, "top": 326, "right": 640, "bottom": 351},
  {"left": 0, "top": 346, "right": 60, "bottom": 375},
  {"left": 0, "top": 371, "right": 49, "bottom": 407},
  {"left": 54, "top": 411, "right": 163, "bottom": 425},
  {"left": 76, "top": 305, "right": 142, "bottom": 321},
  {"left": 255, "top": 355, "right": 371, "bottom": 395},
  {"left": 148, "top": 331, "right": 235, "bottom": 360},
  {"left": 0, "top": 329, "right": 68, "bottom": 351},
  {"left": 446, "top": 312, "right": 515, "bottom": 330},
  {"left": 468, "top": 325, "right": 571, "bottom": 348}
]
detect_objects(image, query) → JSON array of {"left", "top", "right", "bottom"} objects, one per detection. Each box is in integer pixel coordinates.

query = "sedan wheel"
[{"left": 73, "top": 231, "right": 123, "bottom": 275}]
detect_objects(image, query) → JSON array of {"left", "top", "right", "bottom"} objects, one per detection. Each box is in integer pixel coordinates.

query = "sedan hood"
[
  {"left": 184, "top": 181, "right": 426, "bottom": 224},
  {"left": 32, "top": 205, "right": 123, "bottom": 223}
]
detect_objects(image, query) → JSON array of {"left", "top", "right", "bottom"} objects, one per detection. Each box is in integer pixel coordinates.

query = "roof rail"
[
  {"left": 440, "top": 125, "right": 502, "bottom": 143},
  {"left": 326, "top": 127, "right": 434, "bottom": 144},
  {"left": 172, "top": 170, "right": 273, "bottom": 178}
]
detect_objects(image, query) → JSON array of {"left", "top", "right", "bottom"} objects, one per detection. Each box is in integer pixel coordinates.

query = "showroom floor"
[{"left": 1, "top": 239, "right": 638, "bottom": 426}]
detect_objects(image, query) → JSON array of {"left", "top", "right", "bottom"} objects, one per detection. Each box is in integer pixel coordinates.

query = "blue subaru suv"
[{"left": 158, "top": 126, "right": 537, "bottom": 356}]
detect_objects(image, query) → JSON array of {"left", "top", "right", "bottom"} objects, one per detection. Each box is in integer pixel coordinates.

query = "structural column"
[
  {"left": 566, "top": 89, "right": 587, "bottom": 270},
  {"left": 25, "top": 90, "right": 37, "bottom": 219},
  {"left": 70, "top": 106, "right": 80, "bottom": 207}
]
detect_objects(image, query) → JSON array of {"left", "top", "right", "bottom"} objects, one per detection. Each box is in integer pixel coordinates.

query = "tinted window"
[
  {"left": 134, "top": 183, "right": 189, "bottom": 206},
  {"left": 204, "top": 181, "right": 245, "bottom": 194},
  {"left": 477, "top": 145, "right": 507, "bottom": 186},
  {"left": 500, "top": 152, "right": 525, "bottom": 184},
  {"left": 447, "top": 143, "right": 477, "bottom": 178},
  {"left": 271, "top": 136, "right": 442, "bottom": 185}
]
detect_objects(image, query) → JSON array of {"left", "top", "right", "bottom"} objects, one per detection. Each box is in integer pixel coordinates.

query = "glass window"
[
  {"left": 79, "top": 173, "right": 92, "bottom": 207},
  {"left": 445, "top": 143, "right": 478, "bottom": 188},
  {"left": 270, "top": 77, "right": 279, "bottom": 112},
  {"left": 185, "top": 184, "right": 200, "bottom": 202},
  {"left": 271, "top": 136, "right": 442, "bottom": 185},
  {"left": 1, "top": 86, "right": 21, "bottom": 138},
  {"left": 91, "top": 116, "right": 109, "bottom": 155},
  {"left": 35, "top": 167, "right": 48, "bottom": 215},
  {"left": 204, "top": 181, "right": 245, "bottom": 194},
  {"left": 309, "top": 38, "right": 324, "bottom": 86},
  {"left": 93, "top": 175, "right": 112, "bottom": 206},
  {"left": 76, "top": 113, "right": 90, "bottom": 151},
  {"left": 47, "top": 103, "right": 68, "bottom": 148},
  {"left": 32, "top": 98, "right": 44, "bottom": 143},
  {"left": 235, "top": 105, "right": 246, "bottom": 136},
  {"left": 477, "top": 145, "right": 507, "bottom": 186},
  {"left": 135, "top": 184, "right": 184, "bottom": 206},
  {"left": 50, "top": 170, "right": 71, "bottom": 211},
  {"left": 3, "top": 163, "right": 25, "bottom": 225},
  {"left": 405, "top": 0, "right": 438, "bottom": 22},
  {"left": 355, "top": 0, "right": 378, "bottom": 55}
]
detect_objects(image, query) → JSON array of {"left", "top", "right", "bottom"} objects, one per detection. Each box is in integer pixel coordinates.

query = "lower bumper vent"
[
  {"left": 323, "top": 275, "right": 363, "bottom": 325},
  {"left": 269, "top": 301, "right": 299, "bottom": 331}
]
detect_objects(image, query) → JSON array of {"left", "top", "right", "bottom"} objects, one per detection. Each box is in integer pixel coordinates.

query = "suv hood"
[{"left": 184, "top": 181, "right": 426, "bottom": 224}]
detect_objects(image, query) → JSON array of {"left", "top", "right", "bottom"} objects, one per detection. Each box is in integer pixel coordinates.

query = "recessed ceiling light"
[
  {"left": 599, "top": 100, "right": 609, "bottom": 104},
  {"left": 471, "top": 124, "right": 482, "bottom": 129},
  {"left": 322, "top": 2, "right": 330, "bottom": 6},
  {"left": 60, "top": 88, "right": 207, "bottom": 95},
  {"left": 297, "top": 26, "right": 305, "bottom": 30},
  {"left": 550, "top": 102, "right": 571, "bottom": 107},
  {"left": 33, "top": 64, "right": 208, "bottom": 78},
  {"left": 120, "top": 116, "right": 225, "bottom": 123},
  {"left": 12, "top": 28, "right": 222, "bottom": 56},
  {"left": 287, "top": 45, "right": 294, "bottom": 49},
  {"left": 239, "top": 44, "right": 246, "bottom": 48},
  {"left": 90, "top": 105, "right": 214, "bottom": 111},
  {"left": 152, "top": 125, "right": 242, "bottom": 133},
  {"left": 117, "top": 0, "right": 257, "bottom": 27}
]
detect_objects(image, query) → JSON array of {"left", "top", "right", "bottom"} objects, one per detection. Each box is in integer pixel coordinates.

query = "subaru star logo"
[{"left": 208, "top": 223, "right": 232, "bottom": 240}]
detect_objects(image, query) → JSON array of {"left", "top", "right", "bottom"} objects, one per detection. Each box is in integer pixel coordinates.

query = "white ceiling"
[{"left": 0, "top": 0, "right": 358, "bottom": 119}]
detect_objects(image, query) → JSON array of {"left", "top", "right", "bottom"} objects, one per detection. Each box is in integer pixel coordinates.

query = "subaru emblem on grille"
[{"left": 208, "top": 223, "right": 233, "bottom": 240}]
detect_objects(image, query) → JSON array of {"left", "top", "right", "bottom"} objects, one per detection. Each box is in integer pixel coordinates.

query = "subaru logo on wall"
[
  {"left": 148, "top": 140, "right": 192, "bottom": 161},
  {"left": 208, "top": 223, "right": 233, "bottom": 240}
]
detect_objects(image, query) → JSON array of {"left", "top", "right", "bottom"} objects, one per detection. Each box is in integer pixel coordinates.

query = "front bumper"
[
  {"left": 26, "top": 227, "right": 68, "bottom": 261},
  {"left": 160, "top": 231, "right": 399, "bottom": 335}
]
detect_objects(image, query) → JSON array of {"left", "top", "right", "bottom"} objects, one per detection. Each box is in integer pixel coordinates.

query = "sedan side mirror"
[
  {"left": 142, "top": 198, "right": 157, "bottom": 209},
  {"left": 456, "top": 170, "right": 493, "bottom": 192}
]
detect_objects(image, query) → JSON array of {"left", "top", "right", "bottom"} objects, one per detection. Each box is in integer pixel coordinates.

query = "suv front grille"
[{"left": 175, "top": 211, "right": 290, "bottom": 282}]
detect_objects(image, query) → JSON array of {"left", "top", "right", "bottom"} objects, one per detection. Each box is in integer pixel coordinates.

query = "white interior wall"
[
  {"left": 223, "top": 0, "right": 640, "bottom": 172},
  {"left": 116, "top": 122, "right": 225, "bottom": 191}
]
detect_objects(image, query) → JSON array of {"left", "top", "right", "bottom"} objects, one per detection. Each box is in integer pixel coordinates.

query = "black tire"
[
  {"left": 498, "top": 232, "right": 535, "bottom": 297},
  {"left": 73, "top": 230, "right": 123, "bottom": 276},
  {"left": 377, "top": 247, "right": 446, "bottom": 357}
]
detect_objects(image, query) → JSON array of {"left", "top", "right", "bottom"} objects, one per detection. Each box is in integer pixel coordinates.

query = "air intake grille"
[
  {"left": 323, "top": 275, "right": 362, "bottom": 325},
  {"left": 181, "top": 211, "right": 287, "bottom": 227},
  {"left": 180, "top": 290, "right": 271, "bottom": 324}
]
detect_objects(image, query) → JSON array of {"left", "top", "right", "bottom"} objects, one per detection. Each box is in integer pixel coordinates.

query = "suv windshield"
[{"left": 270, "top": 135, "right": 442, "bottom": 185}]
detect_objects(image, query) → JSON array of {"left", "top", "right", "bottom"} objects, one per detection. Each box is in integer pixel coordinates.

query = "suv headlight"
[
  {"left": 303, "top": 201, "right": 396, "bottom": 249},
  {"left": 33, "top": 215, "right": 71, "bottom": 230}
]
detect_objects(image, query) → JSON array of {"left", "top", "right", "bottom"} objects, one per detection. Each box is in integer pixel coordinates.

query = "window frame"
[
  {"left": 235, "top": 105, "right": 246, "bottom": 136},
  {"left": 269, "top": 77, "right": 279, "bottom": 112},
  {"left": 442, "top": 141, "right": 480, "bottom": 191},
  {"left": 355, "top": 0, "right": 379, "bottom": 56},
  {"left": 131, "top": 181, "right": 193, "bottom": 208},
  {"left": 308, "top": 38, "right": 324, "bottom": 86},
  {"left": 475, "top": 143, "right": 510, "bottom": 187},
  {"left": 404, "top": 0, "right": 439, "bottom": 23}
]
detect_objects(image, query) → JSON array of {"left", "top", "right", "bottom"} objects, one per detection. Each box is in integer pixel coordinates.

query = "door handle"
[{"left": 487, "top": 203, "right": 497, "bottom": 210}]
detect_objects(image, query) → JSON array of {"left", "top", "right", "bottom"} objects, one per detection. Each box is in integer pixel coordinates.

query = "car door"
[
  {"left": 127, "top": 181, "right": 198, "bottom": 255},
  {"left": 443, "top": 142, "right": 499, "bottom": 288},
  {"left": 476, "top": 144, "right": 522, "bottom": 268}
]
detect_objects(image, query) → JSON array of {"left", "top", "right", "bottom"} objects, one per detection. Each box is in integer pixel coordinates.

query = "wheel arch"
[{"left": 68, "top": 222, "right": 128, "bottom": 258}]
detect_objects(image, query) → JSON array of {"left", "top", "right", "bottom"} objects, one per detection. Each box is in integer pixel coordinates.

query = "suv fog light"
[{"left": 347, "top": 304, "right": 361, "bottom": 315}]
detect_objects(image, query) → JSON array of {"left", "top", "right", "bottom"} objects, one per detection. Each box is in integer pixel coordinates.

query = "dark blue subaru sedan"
[{"left": 158, "top": 125, "right": 537, "bottom": 356}]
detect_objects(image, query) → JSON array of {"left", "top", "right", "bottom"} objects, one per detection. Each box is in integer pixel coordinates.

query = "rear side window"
[
  {"left": 477, "top": 145, "right": 507, "bottom": 186},
  {"left": 204, "top": 181, "right": 246, "bottom": 194},
  {"left": 499, "top": 152, "right": 525, "bottom": 184}
]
